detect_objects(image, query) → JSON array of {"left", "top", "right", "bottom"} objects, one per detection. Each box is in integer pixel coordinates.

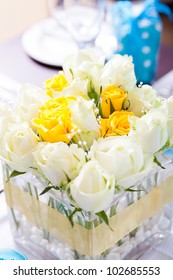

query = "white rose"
[
  {"left": 15, "top": 84, "right": 48, "bottom": 123},
  {"left": 167, "top": 96, "right": 173, "bottom": 117},
  {"left": 69, "top": 160, "right": 115, "bottom": 213},
  {"left": 90, "top": 136, "right": 154, "bottom": 188},
  {"left": 68, "top": 97, "right": 100, "bottom": 147},
  {"left": 0, "top": 102, "right": 10, "bottom": 118},
  {"left": 167, "top": 119, "right": 173, "bottom": 145},
  {"left": 127, "top": 85, "right": 161, "bottom": 117},
  {"left": 139, "top": 85, "right": 157, "bottom": 103},
  {"left": 33, "top": 142, "right": 86, "bottom": 187},
  {"left": 100, "top": 54, "right": 136, "bottom": 92},
  {"left": 0, "top": 104, "right": 19, "bottom": 138},
  {"left": 53, "top": 78, "right": 89, "bottom": 100},
  {"left": 0, "top": 122, "right": 38, "bottom": 172},
  {"left": 129, "top": 109, "right": 168, "bottom": 154},
  {"left": 127, "top": 90, "right": 149, "bottom": 117},
  {"left": 166, "top": 97, "right": 173, "bottom": 145},
  {"left": 128, "top": 85, "right": 161, "bottom": 117},
  {"left": 63, "top": 49, "right": 105, "bottom": 93}
]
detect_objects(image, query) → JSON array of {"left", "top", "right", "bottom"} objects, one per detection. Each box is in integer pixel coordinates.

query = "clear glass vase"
[{"left": 2, "top": 153, "right": 173, "bottom": 260}]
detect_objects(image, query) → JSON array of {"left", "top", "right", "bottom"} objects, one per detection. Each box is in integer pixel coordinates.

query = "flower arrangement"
[
  {"left": 1, "top": 49, "right": 173, "bottom": 206},
  {"left": 1, "top": 50, "right": 173, "bottom": 259}
]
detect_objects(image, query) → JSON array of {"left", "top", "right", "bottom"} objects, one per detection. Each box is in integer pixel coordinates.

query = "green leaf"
[
  {"left": 125, "top": 187, "right": 143, "bottom": 192},
  {"left": 96, "top": 211, "right": 113, "bottom": 231},
  {"left": 103, "top": 128, "right": 109, "bottom": 138},
  {"left": 40, "top": 186, "right": 54, "bottom": 196},
  {"left": 157, "top": 141, "right": 170, "bottom": 154},
  {"left": 39, "top": 186, "right": 60, "bottom": 196},
  {"left": 122, "top": 99, "right": 130, "bottom": 110},
  {"left": 69, "top": 68, "right": 74, "bottom": 79},
  {"left": 109, "top": 99, "right": 115, "bottom": 115},
  {"left": 68, "top": 208, "right": 82, "bottom": 227},
  {"left": 98, "top": 101, "right": 104, "bottom": 118},
  {"left": 116, "top": 184, "right": 143, "bottom": 193},
  {"left": 154, "top": 156, "right": 165, "bottom": 169},
  {"left": 59, "top": 204, "right": 69, "bottom": 217},
  {"left": 114, "top": 185, "right": 123, "bottom": 192},
  {"left": 88, "top": 90, "right": 99, "bottom": 104},
  {"left": 7, "top": 170, "right": 26, "bottom": 182}
]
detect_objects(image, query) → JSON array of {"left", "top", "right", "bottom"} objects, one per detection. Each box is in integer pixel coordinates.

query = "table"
[
  {"left": 0, "top": 36, "right": 59, "bottom": 87},
  {"left": 0, "top": 32, "right": 173, "bottom": 260},
  {"left": 0, "top": 35, "right": 173, "bottom": 87}
]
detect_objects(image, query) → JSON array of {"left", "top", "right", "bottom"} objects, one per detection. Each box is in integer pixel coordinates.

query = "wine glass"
[{"left": 48, "top": 0, "right": 105, "bottom": 49}]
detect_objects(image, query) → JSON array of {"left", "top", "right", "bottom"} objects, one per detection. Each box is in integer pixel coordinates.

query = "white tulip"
[
  {"left": 100, "top": 54, "right": 136, "bottom": 92},
  {"left": 90, "top": 136, "right": 154, "bottom": 188},
  {"left": 0, "top": 122, "right": 38, "bottom": 172},
  {"left": 129, "top": 109, "right": 168, "bottom": 154},
  {"left": 69, "top": 160, "right": 115, "bottom": 213},
  {"left": 33, "top": 142, "right": 86, "bottom": 186}
]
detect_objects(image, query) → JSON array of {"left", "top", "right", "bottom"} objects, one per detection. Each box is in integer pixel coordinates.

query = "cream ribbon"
[{"left": 4, "top": 173, "right": 173, "bottom": 256}]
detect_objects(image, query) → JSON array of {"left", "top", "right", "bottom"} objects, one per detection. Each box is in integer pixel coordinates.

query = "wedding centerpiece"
[{"left": 1, "top": 49, "right": 173, "bottom": 259}]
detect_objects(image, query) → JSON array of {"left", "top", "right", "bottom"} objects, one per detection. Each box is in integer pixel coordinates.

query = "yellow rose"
[
  {"left": 101, "top": 85, "right": 127, "bottom": 118},
  {"left": 32, "top": 97, "right": 76, "bottom": 144},
  {"left": 44, "top": 73, "right": 69, "bottom": 97},
  {"left": 100, "top": 110, "right": 134, "bottom": 137}
]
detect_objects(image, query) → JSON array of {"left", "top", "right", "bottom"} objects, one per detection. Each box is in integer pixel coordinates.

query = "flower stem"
[
  {"left": 10, "top": 208, "right": 20, "bottom": 230},
  {"left": 5, "top": 165, "right": 20, "bottom": 230}
]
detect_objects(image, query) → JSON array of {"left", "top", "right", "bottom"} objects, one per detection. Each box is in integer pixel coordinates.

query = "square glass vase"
[{"left": 2, "top": 153, "right": 173, "bottom": 260}]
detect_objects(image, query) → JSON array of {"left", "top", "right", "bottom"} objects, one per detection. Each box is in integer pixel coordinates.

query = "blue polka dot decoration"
[
  {"left": 111, "top": 0, "right": 172, "bottom": 84},
  {"left": 0, "top": 249, "right": 27, "bottom": 260},
  {"left": 164, "top": 149, "right": 173, "bottom": 159}
]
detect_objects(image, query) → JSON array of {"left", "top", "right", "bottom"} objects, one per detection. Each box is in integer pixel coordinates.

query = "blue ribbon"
[
  {"left": 151, "top": 0, "right": 173, "bottom": 20},
  {"left": 113, "top": 0, "right": 172, "bottom": 20},
  {"left": 111, "top": 0, "right": 172, "bottom": 84}
]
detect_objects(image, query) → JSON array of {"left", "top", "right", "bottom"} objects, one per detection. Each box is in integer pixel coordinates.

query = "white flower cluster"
[{"left": 0, "top": 49, "right": 173, "bottom": 213}]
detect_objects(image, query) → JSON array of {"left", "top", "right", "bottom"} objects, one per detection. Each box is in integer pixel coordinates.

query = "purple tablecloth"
[
  {"left": 0, "top": 36, "right": 59, "bottom": 87},
  {"left": 156, "top": 44, "right": 173, "bottom": 80}
]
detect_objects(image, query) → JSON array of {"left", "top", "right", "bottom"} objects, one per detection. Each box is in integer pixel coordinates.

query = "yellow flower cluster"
[
  {"left": 101, "top": 85, "right": 127, "bottom": 118},
  {"left": 44, "top": 74, "right": 69, "bottom": 97},
  {"left": 33, "top": 71, "right": 135, "bottom": 144},
  {"left": 32, "top": 97, "right": 76, "bottom": 144},
  {"left": 100, "top": 85, "right": 134, "bottom": 137}
]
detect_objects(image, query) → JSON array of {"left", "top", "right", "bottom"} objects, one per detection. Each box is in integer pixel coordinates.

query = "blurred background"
[
  {"left": 0, "top": 0, "right": 172, "bottom": 87},
  {"left": 160, "top": 0, "right": 173, "bottom": 46},
  {"left": 0, "top": 0, "right": 49, "bottom": 44},
  {"left": 0, "top": 0, "right": 172, "bottom": 45}
]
